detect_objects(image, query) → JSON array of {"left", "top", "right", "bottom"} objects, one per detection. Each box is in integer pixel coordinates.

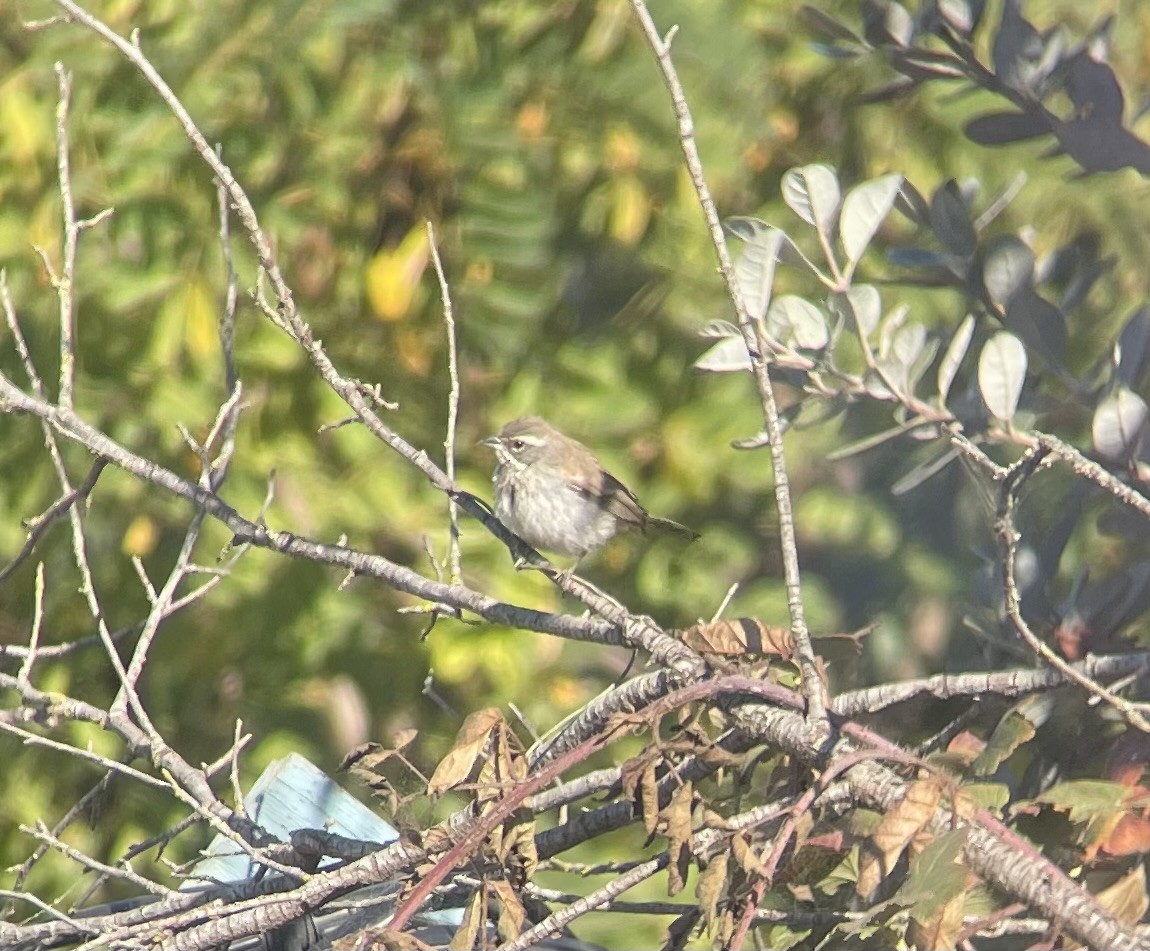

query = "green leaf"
[
  {"left": 978, "top": 331, "right": 1027, "bottom": 421},
  {"left": 841, "top": 173, "right": 904, "bottom": 264},
  {"left": 957, "top": 783, "right": 1011, "bottom": 812},
  {"left": 897, "top": 828, "right": 968, "bottom": 922},
  {"left": 972, "top": 693, "right": 1053, "bottom": 775},
  {"left": 1033, "top": 780, "right": 1132, "bottom": 824}
]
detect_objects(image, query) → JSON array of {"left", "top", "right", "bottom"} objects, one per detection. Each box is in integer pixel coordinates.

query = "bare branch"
[{"left": 626, "top": 0, "right": 827, "bottom": 727}]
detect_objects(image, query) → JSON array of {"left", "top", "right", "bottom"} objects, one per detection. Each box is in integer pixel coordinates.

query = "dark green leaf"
[
  {"left": 930, "top": 181, "right": 977, "bottom": 258},
  {"left": 964, "top": 110, "right": 1049, "bottom": 146},
  {"left": 982, "top": 235, "right": 1034, "bottom": 310},
  {"left": 1116, "top": 305, "right": 1150, "bottom": 388}
]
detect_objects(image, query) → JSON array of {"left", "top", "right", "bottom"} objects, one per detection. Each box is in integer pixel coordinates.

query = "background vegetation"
[{"left": 5, "top": 0, "right": 1150, "bottom": 947}]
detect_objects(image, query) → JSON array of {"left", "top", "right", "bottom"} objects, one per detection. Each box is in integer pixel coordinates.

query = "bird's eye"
[{"left": 509, "top": 438, "right": 526, "bottom": 452}]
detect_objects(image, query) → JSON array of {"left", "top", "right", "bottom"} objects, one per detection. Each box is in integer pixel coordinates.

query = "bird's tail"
[{"left": 645, "top": 515, "right": 700, "bottom": 542}]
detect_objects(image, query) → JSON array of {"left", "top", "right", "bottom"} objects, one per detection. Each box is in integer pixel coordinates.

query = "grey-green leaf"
[
  {"left": 841, "top": 174, "right": 904, "bottom": 264},
  {"left": 733, "top": 227, "right": 787, "bottom": 320},
  {"left": 768, "top": 295, "right": 830, "bottom": 350},
  {"left": 938, "top": 314, "right": 975, "bottom": 405},
  {"left": 699, "top": 319, "right": 743, "bottom": 340},
  {"left": 1093, "top": 387, "right": 1148, "bottom": 462},
  {"left": 694, "top": 336, "right": 753, "bottom": 373},
  {"left": 842, "top": 283, "right": 882, "bottom": 337},
  {"left": 978, "top": 331, "right": 1027, "bottom": 421},
  {"left": 782, "top": 164, "right": 841, "bottom": 236}
]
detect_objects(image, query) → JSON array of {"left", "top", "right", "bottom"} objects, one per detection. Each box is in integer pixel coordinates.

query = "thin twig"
[
  {"left": 0, "top": 270, "right": 46, "bottom": 397},
  {"left": 625, "top": 1, "right": 827, "bottom": 727},
  {"left": 497, "top": 855, "right": 668, "bottom": 951},
  {"left": 427, "top": 220, "right": 463, "bottom": 582},
  {"left": 22, "top": 820, "right": 173, "bottom": 896},
  {"left": 995, "top": 448, "right": 1150, "bottom": 732},
  {"left": 52, "top": 63, "right": 77, "bottom": 410},
  {"left": 17, "top": 564, "right": 46, "bottom": 686}
]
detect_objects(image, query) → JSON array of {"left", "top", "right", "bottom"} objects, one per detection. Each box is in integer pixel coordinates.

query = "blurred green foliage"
[{"left": 3, "top": 0, "right": 1150, "bottom": 945}]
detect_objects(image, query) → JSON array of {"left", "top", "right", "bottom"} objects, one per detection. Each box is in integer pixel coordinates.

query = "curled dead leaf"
[{"left": 677, "top": 618, "right": 796, "bottom": 657}]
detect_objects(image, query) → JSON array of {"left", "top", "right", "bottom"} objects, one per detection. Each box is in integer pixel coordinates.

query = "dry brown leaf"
[
  {"left": 500, "top": 807, "right": 539, "bottom": 880},
  {"left": 700, "top": 806, "right": 733, "bottom": 831},
  {"left": 477, "top": 721, "right": 525, "bottom": 806},
  {"left": 695, "top": 850, "right": 729, "bottom": 933},
  {"left": 448, "top": 888, "right": 485, "bottom": 951},
  {"left": 339, "top": 741, "right": 390, "bottom": 773},
  {"left": 428, "top": 708, "right": 503, "bottom": 796},
  {"left": 391, "top": 727, "right": 418, "bottom": 751},
  {"left": 731, "top": 831, "right": 767, "bottom": 878},
  {"left": 421, "top": 826, "right": 452, "bottom": 854},
  {"left": 907, "top": 889, "right": 965, "bottom": 951},
  {"left": 664, "top": 781, "right": 694, "bottom": 896},
  {"left": 1095, "top": 863, "right": 1150, "bottom": 926},
  {"left": 641, "top": 759, "right": 660, "bottom": 838},
  {"left": 489, "top": 879, "right": 527, "bottom": 942},
  {"left": 1102, "top": 811, "right": 1150, "bottom": 857},
  {"left": 716, "top": 907, "right": 736, "bottom": 947},
  {"left": 620, "top": 755, "right": 646, "bottom": 806},
  {"left": 677, "top": 617, "right": 796, "bottom": 657},
  {"left": 945, "top": 730, "right": 986, "bottom": 764},
  {"left": 858, "top": 779, "right": 943, "bottom": 899},
  {"left": 333, "top": 927, "right": 435, "bottom": 950}
]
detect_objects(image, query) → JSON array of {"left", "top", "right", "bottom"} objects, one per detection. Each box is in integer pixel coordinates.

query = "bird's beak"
[{"left": 480, "top": 435, "right": 501, "bottom": 450}]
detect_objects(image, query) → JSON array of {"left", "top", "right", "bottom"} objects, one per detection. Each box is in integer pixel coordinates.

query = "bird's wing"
[{"left": 570, "top": 469, "right": 647, "bottom": 529}]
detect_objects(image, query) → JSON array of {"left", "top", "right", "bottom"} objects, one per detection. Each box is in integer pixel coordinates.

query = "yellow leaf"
[
  {"left": 122, "top": 514, "right": 158, "bottom": 558},
  {"left": 366, "top": 225, "right": 430, "bottom": 321},
  {"left": 184, "top": 277, "right": 219, "bottom": 363},
  {"left": 610, "top": 173, "right": 651, "bottom": 246},
  {"left": 0, "top": 73, "right": 51, "bottom": 171}
]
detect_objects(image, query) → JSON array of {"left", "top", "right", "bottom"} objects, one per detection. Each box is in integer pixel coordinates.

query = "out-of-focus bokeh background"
[{"left": 4, "top": 0, "right": 1150, "bottom": 943}]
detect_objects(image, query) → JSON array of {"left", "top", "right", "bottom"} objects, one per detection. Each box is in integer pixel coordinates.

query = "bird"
[{"left": 482, "top": 416, "right": 698, "bottom": 563}]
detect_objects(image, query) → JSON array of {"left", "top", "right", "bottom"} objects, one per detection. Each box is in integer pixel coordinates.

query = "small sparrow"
[{"left": 482, "top": 416, "right": 698, "bottom": 561}]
